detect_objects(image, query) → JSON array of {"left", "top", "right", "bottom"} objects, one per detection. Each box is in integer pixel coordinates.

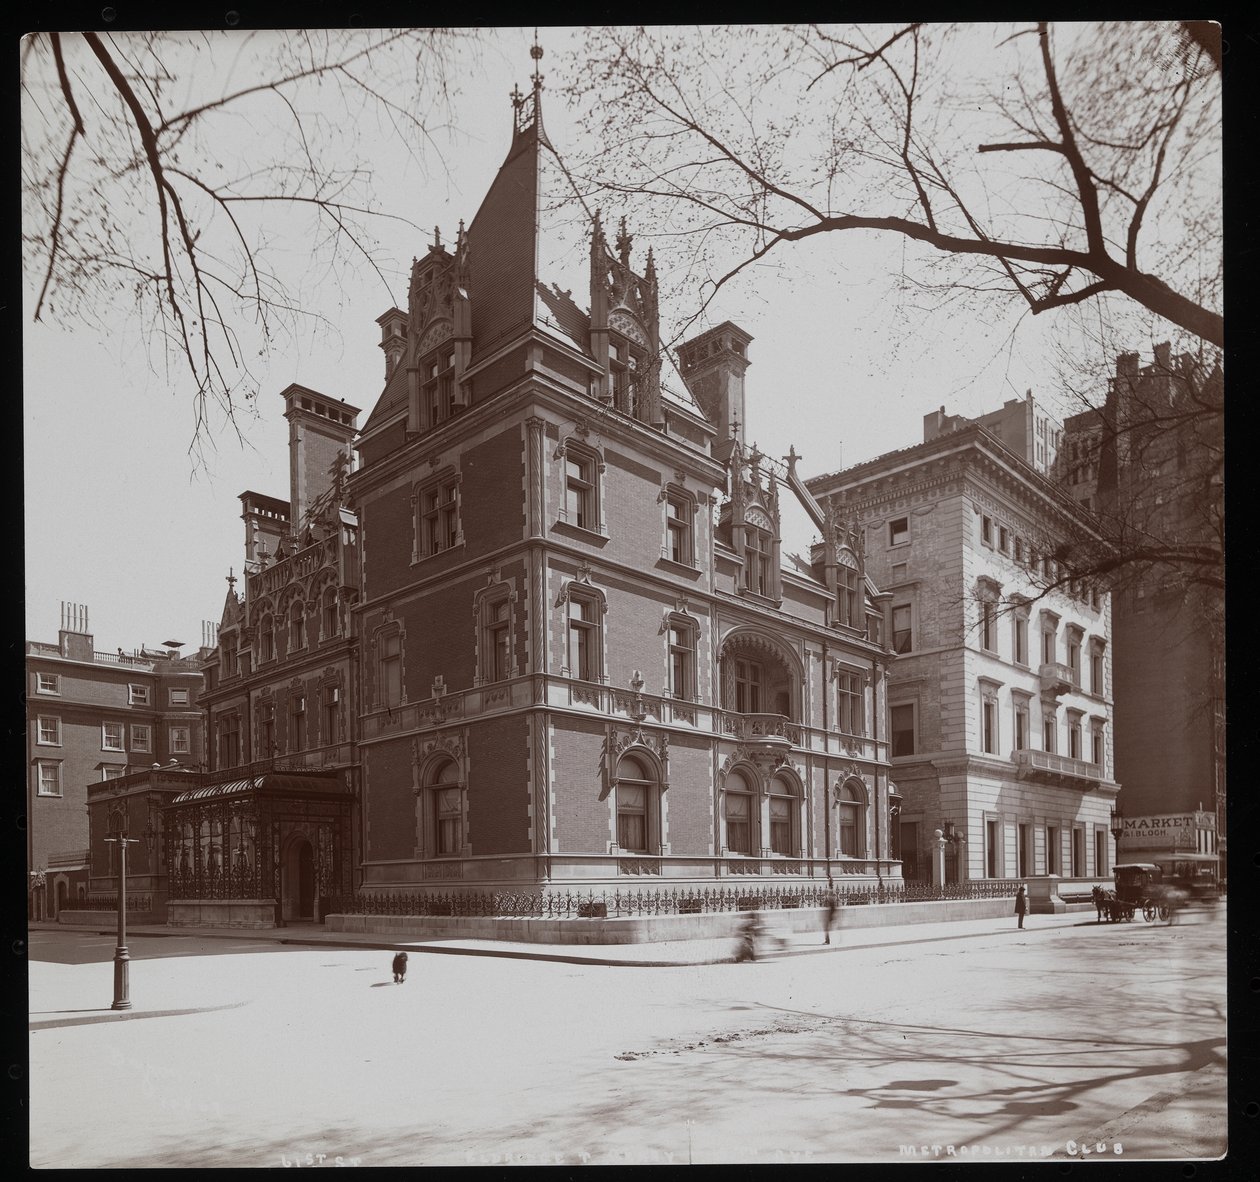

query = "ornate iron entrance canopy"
[{"left": 165, "top": 771, "right": 353, "bottom": 907}]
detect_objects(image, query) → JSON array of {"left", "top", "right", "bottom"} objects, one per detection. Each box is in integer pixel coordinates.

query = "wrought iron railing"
[
  {"left": 327, "top": 879, "right": 1016, "bottom": 919},
  {"left": 71, "top": 894, "right": 154, "bottom": 912}
]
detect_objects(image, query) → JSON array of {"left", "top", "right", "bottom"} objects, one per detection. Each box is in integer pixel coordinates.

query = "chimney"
[
  {"left": 58, "top": 601, "right": 94, "bottom": 661},
  {"left": 280, "top": 384, "right": 361, "bottom": 531},
  {"left": 676, "top": 321, "right": 753, "bottom": 465},
  {"left": 1153, "top": 341, "right": 1172, "bottom": 372},
  {"left": 376, "top": 307, "right": 408, "bottom": 380},
  {"left": 1115, "top": 352, "right": 1140, "bottom": 379}
]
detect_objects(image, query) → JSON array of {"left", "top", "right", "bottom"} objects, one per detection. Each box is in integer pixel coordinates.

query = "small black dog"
[{"left": 391, "top": 951, "right": 408, "bottom": 983}]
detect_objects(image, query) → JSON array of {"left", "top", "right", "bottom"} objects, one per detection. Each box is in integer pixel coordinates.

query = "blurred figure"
[
  {"left": 736, "top": 911, "right": 763, "bottom": 962},
  {"left": 1092, "top": 884, "right": 1106, "bottom": 923},
  {"left": 822, "top": 885, "right": 839, "bottom": 945},
  {"left": 392, "top": 951, "right": 408, "bottom": 983},
  {"left": 1014, "top": 885, "right": 1027, "bottom": 930}
]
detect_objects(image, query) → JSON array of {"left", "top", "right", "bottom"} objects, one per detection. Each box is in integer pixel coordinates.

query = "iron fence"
[
  {"left": 71, "top": 894, "right": 154, "bottom": 912},
  {"left": 327, "top": 879, "right": 1015, "bottom": 920}
]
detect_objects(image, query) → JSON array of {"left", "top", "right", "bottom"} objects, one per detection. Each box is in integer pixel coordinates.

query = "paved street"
[{"left": 29, "top": 908, "right": 1226, "bottom": 1166}]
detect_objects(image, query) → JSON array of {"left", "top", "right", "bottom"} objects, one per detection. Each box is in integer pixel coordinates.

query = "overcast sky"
[{"left": 23, "top": 25, "right": 1197, "bottom": 654}]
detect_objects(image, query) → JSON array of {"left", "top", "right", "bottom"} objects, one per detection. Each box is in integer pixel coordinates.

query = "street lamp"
[
  {"left": 1109, "top": 806, "right": 1125, "bottom": 848},
  {"left": 103, "top": 806, "right": 139, "bottom": 1010}
]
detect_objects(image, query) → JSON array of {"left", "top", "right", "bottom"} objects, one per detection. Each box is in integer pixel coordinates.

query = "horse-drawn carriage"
[{"left": 1102, "top": 856, "right": 1217, "bottom": 923}]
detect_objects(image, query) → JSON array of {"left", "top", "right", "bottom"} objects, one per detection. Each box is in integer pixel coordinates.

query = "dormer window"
[
  {"left": 609, "top": 338, "right": 645, "bottom": 417},
  {"left": 744, "top": 526, "right": 772, "bottom": 597},
  {"left": 836, "top": 563, "right": 860, "bottom": 628},
  {"left": 423, "top": 350, "right": 456, "bottom": 428}
]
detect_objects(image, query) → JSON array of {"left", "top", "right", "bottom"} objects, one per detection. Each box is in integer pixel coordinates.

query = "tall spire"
[
  {"left": 509, "top": 32, "right": 551, "bottom": 150},
  {"left": 531, "top": 29, "right": 544, "bottom": 93}
]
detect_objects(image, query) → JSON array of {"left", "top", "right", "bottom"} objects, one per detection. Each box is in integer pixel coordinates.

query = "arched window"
[
  {"left": 423, "top": 759, "right": 465, "bottom": 858},
  {"left": 289, "top": 600, "right": 306, "bottom": 651},
  {"left": 724, "top": 768, "right": 756, "bottom": 856},
  {"left": 259, "top": 615, "right": 275, "bottom": 663},
  {"left": 615, "top": 753, "right": 658, "bottom": 854},
  {"left": 838, "top": 780, "right": 866, "bottom": 858},
  {"left": 321, "top": 586, "right": 340, "bottom": 639},
  {"left": 768, "top": 773, "right": 800, "bottom": 857}
]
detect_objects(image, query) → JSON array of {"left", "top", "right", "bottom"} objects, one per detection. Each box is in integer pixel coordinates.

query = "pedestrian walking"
[
  {"left": 735, "top": 911, "right": 763, "bottom": 962},
  {"left": 1014, "top": 885, "right": 1027, "bottom": 929},
  {"left": 1092, "top": 884, "right": 1106, "bottom": 923},
  {"left": 822, "top": 886, "right": 839, "bottom": 945},
  {"left": 391, "top": 951, "right": 408, "bottom": 983}
]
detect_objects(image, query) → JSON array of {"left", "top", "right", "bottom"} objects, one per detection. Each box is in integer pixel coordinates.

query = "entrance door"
[{"left": 297, "top": 841, "right": 315, "bottom": 919}]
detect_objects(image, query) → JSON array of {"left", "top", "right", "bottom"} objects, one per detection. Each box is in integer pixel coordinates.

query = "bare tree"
[
  {"left": 565, "top": 22, "right": 1221, "bottom": 348},
  {"left": 22, "top": 29, "right": 475, "bottom": 455}
]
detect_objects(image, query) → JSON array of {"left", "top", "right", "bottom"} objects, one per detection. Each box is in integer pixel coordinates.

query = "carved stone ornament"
[
  {"left": 608, "top": 308, "right": 648, "bottom": 347},
  {"left": 416, "top": 318, "right": 453, "bottom": 355},
  {"left": 745, "top": 504, "right": 773, "bottom": 532}
]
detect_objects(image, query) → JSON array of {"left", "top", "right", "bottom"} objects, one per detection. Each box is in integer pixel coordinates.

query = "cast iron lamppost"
[
  {"left": 104, "top": 805, "right": 138, "bottom": 1010},
  {"left": 1109, "top": 806, "right": 1124, "bottom": 871}
]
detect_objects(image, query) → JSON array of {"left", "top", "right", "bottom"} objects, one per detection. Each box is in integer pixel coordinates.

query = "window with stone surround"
[
  {"left": 663, "top": 488, "right": 695, "bottom": 566},
  {"left": 102, "top": 722, "right": 124, "bottom": 752},
  {"left": 36, "top": 672, "right": 60, "bottom": 695},
  {"left": 888, "top": 516, "right": 909, "bottom": 547},
  {"left": 723, "top": 768, "right": 756, "bottom": 856},
  {"left": 837, "top": 779, "right": 866, "bottom": 858},
  {"left": 37, "top": 716, "right": 61, "bottom": 746},
  {"left": 615, "top": 752, "right": 661, "bottom": 855},
  {"left": 666, "top": 615, "right": 697, "bottom": 701},
  {"left": 416, "top": 474, "right": 462, "bottom": 558},
  {"left": 836, "top": 669, "right": 863, "bottom": 735}
]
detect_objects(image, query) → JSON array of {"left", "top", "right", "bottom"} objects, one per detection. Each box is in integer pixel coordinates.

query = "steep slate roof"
[{"left": 363, "top": 77, "right": 707, "bottom": 428}]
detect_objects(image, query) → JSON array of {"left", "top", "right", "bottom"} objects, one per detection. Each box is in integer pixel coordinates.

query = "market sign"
[{"left": 1120, "top": 812, "right": 1215, "bottom": 847}]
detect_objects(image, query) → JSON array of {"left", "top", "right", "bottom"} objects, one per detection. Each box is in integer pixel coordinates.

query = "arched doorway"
[
  {"left": 56, "top": 880, "right": 68, "bottom": 917},
  {"left": 282, "top": 836, "right": 316, "bottom": 922}
]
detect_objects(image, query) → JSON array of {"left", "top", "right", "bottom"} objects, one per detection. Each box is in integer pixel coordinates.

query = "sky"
[{"left": 23, "top": 24, "right": 1204, "bottom": 655}]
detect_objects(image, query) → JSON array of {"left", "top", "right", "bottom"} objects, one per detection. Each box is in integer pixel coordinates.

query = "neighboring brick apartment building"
[
  {"left": 809, "top": 422, "right": 1119, "bottom": 885},
  {"left": 344, "top": 66, "right": 897, "bottom": 901},
  {"left": 1059, "top": 345, "right": 1225, "bottom": 877},
  {"left": 191, "top": 385, "right": 362, "bottom": 925},
  {"left": 26, "top": 603, "right": 206, "bottom": 918}
]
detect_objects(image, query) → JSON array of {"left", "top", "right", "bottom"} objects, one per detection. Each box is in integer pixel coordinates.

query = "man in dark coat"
[
  {"left": 1014, "top": 885, "right": 1027, "bottom": 929},
  {"left": 392, "top": 951, "right": 408, "bottom": 983}
]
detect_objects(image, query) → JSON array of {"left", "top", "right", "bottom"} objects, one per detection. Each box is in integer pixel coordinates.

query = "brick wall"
[
  {"left": 363, "top": 737, "right": 415, "bottom": 861},
  {"left": 468, "top": 714, "right": 530, "bottom": 854},
  {"left": 550, "top": 718, "right": 610, "bottom": 852},
  {"left": 662, "top": 734, "right": 713, "bottom": 855},
  {"left": 462, "top": 431, "right": 525, "bottom": 553}
]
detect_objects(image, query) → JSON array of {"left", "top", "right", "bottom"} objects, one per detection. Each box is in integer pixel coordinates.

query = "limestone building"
[{"left": 809, "top": 423, "right": 1119, "bottom": 884}]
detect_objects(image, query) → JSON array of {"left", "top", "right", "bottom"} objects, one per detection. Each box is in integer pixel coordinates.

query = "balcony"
[
  {"left": 1038, "top": 662, "right": 1077, "bottom": 698},
  {"left": 720, "top": 712, "right": 801, "bottom": 751},
  {"left": 1014, "top": 748, "right": 1104, "bottom": 789}
]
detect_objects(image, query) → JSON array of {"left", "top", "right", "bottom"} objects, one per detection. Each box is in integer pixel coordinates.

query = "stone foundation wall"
[{"left": 328, "top": 896, "right": 1018, "bottom": 944}]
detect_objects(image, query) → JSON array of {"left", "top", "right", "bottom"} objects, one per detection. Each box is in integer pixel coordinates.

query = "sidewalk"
[{"left": 30, "top": 908, "right": 1093, "bottom": 969}]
